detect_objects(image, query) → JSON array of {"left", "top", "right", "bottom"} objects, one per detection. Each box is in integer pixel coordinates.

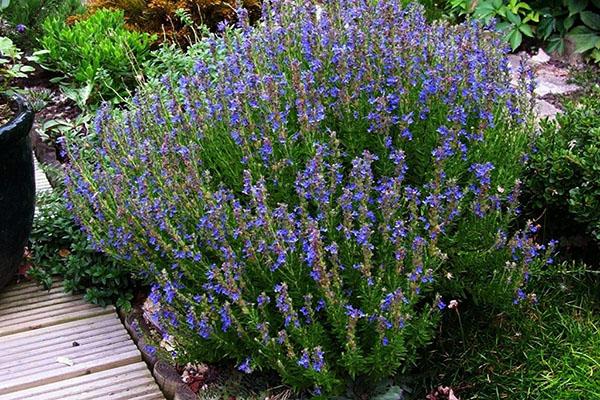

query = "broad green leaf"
[
  {"left": 0, "top": 0, "right": 10, "bottom": 10},
  {"left": 567, "top": 0, "right": 588, "bottom": 16},
  {"left": 568, "top": 33, "right": 600, "bottom": 53},
  {"left": 520, "top": 23, "right": 534, "bottom": 37},
  {"left": 547, "top": 37, "right": 566, "bottom": 54},
  {"left": 580, "top": 11, "right": 600, "bottom": 30},
  {"left": 564, "top": 15, "right": 576, "bottom": 31},
  {"left": 506, "top": 10, "right": 522, "bottom": 25},
  {"left": 538, "top": 17, "right": 556, "bottom": 40},
  {"left": 507, "top": 29, "right": 523, "bottom": 50}
]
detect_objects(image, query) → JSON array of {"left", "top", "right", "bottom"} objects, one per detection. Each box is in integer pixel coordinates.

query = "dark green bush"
[
  {"left": 28, "top": 189, "right": 137, "bottom": 310},
  {"left": 524, "top": 87, "right": 600, "bottom": 251},
  {"left": 38, "top": 9, "right": 156, "bottom": 108},
  {"left": 445, "top": 0, "right": 600, "bottom": 62}
]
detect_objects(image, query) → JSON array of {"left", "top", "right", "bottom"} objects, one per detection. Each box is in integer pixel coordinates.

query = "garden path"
[
  {"left": 508, "top": 49, "right": 580, "bottom": 120},
  {"left": 0, "top": 162, "right": 166, "bottom": 400}
]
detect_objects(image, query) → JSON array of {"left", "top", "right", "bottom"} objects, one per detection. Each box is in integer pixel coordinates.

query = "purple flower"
[
  {"left": 16, "top": 24, "right": 26, "bottom": 33},
  {"left": 237, "top": 357, "right": 253, "bottom": 374},
  {"left": 298, "top": 350, "right": 310, "bottom": 369}
]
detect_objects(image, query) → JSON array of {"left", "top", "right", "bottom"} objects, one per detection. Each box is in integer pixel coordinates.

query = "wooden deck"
[
  {"left": 34, "top": 158, "right": 52, "bottom": 193},
  {"left": 0, "top": 280, "right": 165, "bottom": 399},
  {"left": 0, "top": 160, "right": 165, "bottom": 399}
]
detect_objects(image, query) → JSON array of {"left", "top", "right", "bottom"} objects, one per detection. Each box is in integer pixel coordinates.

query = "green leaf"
[
  {"left": 0, "top": 0, "right": 10, "bottom": 10},
  {"left": 520, "top": 23, "right": 534, "bottom": 37},
  {"left": 507, "top": 29, "right": 523, "bottom": 50},
  {"left": 506, "top": 11, "right": 522, "bottom": 25},
  {"left": 564, "top": 15, "right": 576, "bottom": 31},
  {"left": 568, "top": 31, "right": 600, "bottom": 52},
  {"left": 580, "top": 11, "right": 600, "bottom": 30},
  {"left": 567, "top": 0, "right": 588, "bottom": 16},
  {"left": 538, "top": 16, "right": 556, "bottom": 40},
  {"left": 547, "top": 37, "right": 566, "bottom": 54}
]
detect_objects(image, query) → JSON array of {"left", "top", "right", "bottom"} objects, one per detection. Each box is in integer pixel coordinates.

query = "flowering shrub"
[{"left": 67, "top": 0, "right": 553, "bottom": 396}]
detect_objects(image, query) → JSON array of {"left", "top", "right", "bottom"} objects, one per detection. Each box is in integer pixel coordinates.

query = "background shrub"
[
  {"left": 38, "top": 9, "right": 156, "bottom": 107},
  {"left": 84, "top": 0, "right": 261, "bottom": 44},
  {"left": 67, "top": 0, "right": 550, "bottom": 396},
  {"left": 523, "top": 87, "right": 600, "bottom": 259},
  {"left": 445, "top": 0, "right": 600, "bottom": 62}
]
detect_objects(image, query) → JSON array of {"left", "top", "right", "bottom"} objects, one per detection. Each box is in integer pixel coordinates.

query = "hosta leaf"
[{"left": 580, "top": 11, "right": 600, "bottom": 30}]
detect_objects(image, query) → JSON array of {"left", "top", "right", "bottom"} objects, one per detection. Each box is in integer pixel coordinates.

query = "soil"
[{"left": 0, "top": 97, "right": 17, "bottom": 126}]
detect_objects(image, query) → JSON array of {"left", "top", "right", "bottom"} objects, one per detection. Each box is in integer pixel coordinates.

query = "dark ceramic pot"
[{"left": 0, "top": 95, "right": 35, "bottom": 291}]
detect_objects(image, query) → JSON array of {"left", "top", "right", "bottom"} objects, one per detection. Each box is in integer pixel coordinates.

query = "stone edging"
[{"left": 119, "top": 308, "right": 197, "bottom": 400}]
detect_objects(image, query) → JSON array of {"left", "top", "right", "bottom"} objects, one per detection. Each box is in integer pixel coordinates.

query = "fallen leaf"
[
  {"left": 56, "top": 356, "right": 74, "bottom": 366},
  {"left": 58, "top": 248, "right": 71, "bottom": 257}
]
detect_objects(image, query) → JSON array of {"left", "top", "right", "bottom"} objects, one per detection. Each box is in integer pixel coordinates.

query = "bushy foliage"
[
  {"left": 446, "top": 0, "right": 600, "bottom": 62},
  {"left": 38, "top": 9, "right": 156, "bottom": 107},
  {"left": 29, "top": 190, "right": 137, "bottom": 310},
  {"left": 84, "top": 0, "right": 261, "bottom": 44},
  {"left": 141, "top": 30, "right": 227, "bottom": 90},
  {"left": 0, "top": 0, "right": 84, "bottom": 45},
  {"left": 524, "top": 87, "right": 600, "bottom": 247},
  {"left": 66, "top": 0, "right": 552, "bottom": 396}
]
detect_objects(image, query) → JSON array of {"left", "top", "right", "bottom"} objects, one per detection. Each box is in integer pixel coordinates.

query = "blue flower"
[{"left": 237, "top": 357, "right": 253, "bottom": 374}]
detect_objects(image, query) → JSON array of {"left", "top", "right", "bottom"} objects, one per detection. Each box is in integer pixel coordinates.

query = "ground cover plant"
[
  {"left": 419, "top": 262, "right": 600, "bottom": 399},
  {"left": 66, "top": 0, "right": 553, "bottom": 397},
  {"left": 523, "top": 86, "right": 600, "bottom": 260},
  {"left": 28, "top": 188, "right": 137, "bottom": 310}
]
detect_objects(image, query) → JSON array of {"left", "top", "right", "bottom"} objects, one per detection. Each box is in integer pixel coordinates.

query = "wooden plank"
[
  {"left": 69, "top": 376, "right": 161, "bottom": 400},
  {"left": 0, "top": 317, "right": 123, "bottom": 359},
  {"left": 0, "top": 282, "right": 59, "bottom": 299},
  {"left": 0, "top": 331, "right": 130, "bottom": 369},
  {"left": 0, "top": 285, "right": 65, "bottom": 304},
  {"left": 34, "top": 158, "right": 52, "bottom": 193},
  {"left": 0, "top": 340, "right": 136, "bottom": 379},
  {"left": 0, "top": 301, "right": 106, "bottom": 325},
  {"left": 0, "top": 289, "right": 72, "bottom": 312},
  {"left": 0, "top": 274, "right": 165, "bottom": 399},
  {"left": 0, "top": 306, "right": 114, "bottom": 337},
  {"left": 0, "top": 294, "right": 88, "bottom": 316},
  {"left": 0, "top": 350, "right": 141, "bottom": 395},
  {"left": 0, "top": 363, "right": 161, "bottom": 400},
  {"left": 0, "top": 314, "right": 118, "bottom": 345}
]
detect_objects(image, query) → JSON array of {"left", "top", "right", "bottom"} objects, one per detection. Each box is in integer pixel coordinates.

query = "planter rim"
[{"left": 0, "top": 94, "right": 34, "bottom": 147}]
